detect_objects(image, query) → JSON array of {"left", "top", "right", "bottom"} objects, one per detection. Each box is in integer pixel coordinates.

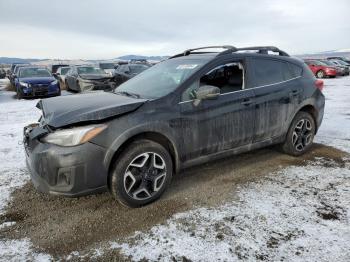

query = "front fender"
[{"left": 103, "top": 122, "right": 181, "bottom": 173}]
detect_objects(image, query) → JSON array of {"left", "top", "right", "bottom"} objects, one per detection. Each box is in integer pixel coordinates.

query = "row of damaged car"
[
  {"left": 7, "top": 60, "right": 153, "bottom": 99},
  {"left": 303, "top": 56, "right": 350, "bottom": 78},
  {"left": 57, "top": 63, "right": 151, "bottom": 92}
]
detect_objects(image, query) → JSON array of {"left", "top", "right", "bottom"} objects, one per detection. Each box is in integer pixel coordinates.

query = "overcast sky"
[{"left": 0, "top": 0, "right": 349, "bottom": 59}]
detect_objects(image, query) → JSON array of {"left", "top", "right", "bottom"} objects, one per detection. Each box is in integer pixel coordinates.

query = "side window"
[
  {"left": 119, "top": 65, "right": 129, "bottom": 73},
  {"left": 181, "top": 61, "right": 245, "bottom": 101},
  {"left": 252, "top": 59, "right": 300, "bottom": 86},
  {"left": 288, "top": 63, "right": 302, "bottom": 78},
  {"left": 252, "top": 59, "right": 285, "bottom": 86}
]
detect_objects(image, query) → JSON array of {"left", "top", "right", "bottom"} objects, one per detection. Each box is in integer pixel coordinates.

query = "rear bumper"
[
  {"left": 25, "top": 134, "right": 108, "bottom": 197},
  {"left": 315, "top": 93, "right": 325, "bottom": 132}
]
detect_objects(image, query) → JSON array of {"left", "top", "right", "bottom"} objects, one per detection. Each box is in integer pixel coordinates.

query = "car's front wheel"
[
  {"left": 109, "top": 139, "right": 173, "bottom": 207},
  {"left": 282, "top": 111, "right": 315, "bottom": 156},
  {"left": 16, "top": 87, "right": 23, "bottom": 99},
  {"left": 316, "top": 70, "right": 325, "bottom": 78}
]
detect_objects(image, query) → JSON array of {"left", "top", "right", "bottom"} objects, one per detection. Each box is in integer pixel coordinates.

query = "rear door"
[{"left": 248, "top": 57, "right": 303, "bottom": 142}]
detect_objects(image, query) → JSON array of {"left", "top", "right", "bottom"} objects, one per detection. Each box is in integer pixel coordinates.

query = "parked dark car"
[
  {"left": 114, "top": 63, "right": 151, "bottom": 86},
  {"left": 9, "top": 64, "right": 30, "bottom": 86},
  {"left": 51, "top": 64, "right": 69, "bottom": 74},
  {"left": 327, "top": 59, "right": 350, "bottom": 75},
  {"left": 99, "top": 62, "right": 117, "bottom": 75},
  {"left": 10, "top": 63, "right": 28, "bottom": 74},
  {"left": 24, "top": 46, "right": 325, "bottom": 207},
  {"left": 15, "top": 67, "right": 60, "bottom": 99},
  {"left": 320, "top": 59, "right": 349, "bottom": 76},
  {"left": 327, "top": 56, "right": 350, "bottom": 64},
  {"left": 304, "top": 60, "right": 337, "bottom": 78},
  {"left": 0, "top": 68, "right": 6, "bottom": 79},
  {"left": 65, "top": 65, "right": 116, "bottom": 92}
]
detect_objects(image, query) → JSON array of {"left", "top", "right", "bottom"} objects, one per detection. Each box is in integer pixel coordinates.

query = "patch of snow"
[
  {"left": 315, "top": 76, "right": 350, "bottom": 152},
  {"left": 0, "top": 221, "right": 16, "bottom": 230},
  {"left": 0, "top": 89, "right": 40, "bottom": 214},
  {"left": 0, "top": 238, "right": 52, "bottom": 262},
  {"left": 113, "top": 160, "right": 350, "bottom": 261},
  {"left": 0, "top": 82, "right": 52, "bottom": 261}
]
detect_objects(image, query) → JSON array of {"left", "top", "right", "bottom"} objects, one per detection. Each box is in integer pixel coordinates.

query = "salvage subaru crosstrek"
[{"left": 24, "top": 46, "right": 325, "bottom": 207}]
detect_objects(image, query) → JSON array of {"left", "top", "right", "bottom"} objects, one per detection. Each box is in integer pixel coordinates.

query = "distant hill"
[
  {"left": 0, "top": 55, "right": 170, "bottom": 64},
  {"left": 117, "top": 55, "right": 169, "bottom": 61},
  {"left": 0, "top": 57, "right": 45, "bottom": 64},
  {"left": 296, "top": 49, "right": 350, "bottom": 59}
]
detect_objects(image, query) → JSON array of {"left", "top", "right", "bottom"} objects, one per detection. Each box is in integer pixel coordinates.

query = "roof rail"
[
  {"left": 230, "top": 46, "right": 289, "bottom": 57},
  {"left": 169, "top": 45, "right": 289, "bottom": 59},
  {"left": 169, "top": 45, "right": 237, "bottom": 59}
]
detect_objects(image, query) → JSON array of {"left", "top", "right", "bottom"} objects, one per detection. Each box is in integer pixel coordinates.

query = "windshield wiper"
[{"left": 115, "top": 91, "right": 141, "bottom": 98}]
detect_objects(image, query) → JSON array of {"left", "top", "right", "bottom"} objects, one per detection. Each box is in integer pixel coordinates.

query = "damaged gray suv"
[{"left": 24, "top": 46, "right": 325, "bottom": 207}]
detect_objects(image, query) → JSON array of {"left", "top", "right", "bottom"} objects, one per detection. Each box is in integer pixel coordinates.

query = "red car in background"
[{"left": 304, "top": 60, "right": 337, "bottom": 78}]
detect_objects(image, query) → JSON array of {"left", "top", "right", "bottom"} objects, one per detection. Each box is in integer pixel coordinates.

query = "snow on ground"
[
  {"left": 0, "top": 76, "right": 349, "bottom": 261},
  {"left": 315, "top": 77, "right": 350, "bottom": 152},
  {"left": 113, "top": 160, "right": 350, "bottom": 261}
]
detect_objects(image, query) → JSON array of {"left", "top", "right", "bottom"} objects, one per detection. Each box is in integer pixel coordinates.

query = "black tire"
[
  {"left": 281, "top": 111, "right": 316, "bottom": 156},
  {"left": 109, "top": 139, "right": 173, "bottom": 207},
  {"left": 16, "top": 87, "right": 23, "bottom": 99},
  {"left": 316, "top": 70, "right": 325, "bottom": 79},
  {"left": 65, "top": 80, "right": 70, "bottom": 91}
]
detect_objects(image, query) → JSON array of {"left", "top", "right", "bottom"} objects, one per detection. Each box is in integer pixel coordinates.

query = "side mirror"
[{"left": 193, "top": 85, "right": 220, "bottom": 106}]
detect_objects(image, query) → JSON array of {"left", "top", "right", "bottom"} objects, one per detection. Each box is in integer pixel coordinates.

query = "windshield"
[
  {"left": 320, "top": 61, "right": 333, "bottom": 66},
  {"left": 60, "top": 67, "right": 70, "bottom": 75},
  {"left": 99, "top": 63, "right": 115, "bottom": 70},
  {"left": 334, "top": 60, "right": 348, "bottom": 66},
  {"left": 116, "top": 58, "right": 208, "bottom": 99},
  {"left": 19, "top": 68, "right": 51, "bottom": 78},
  {"left": 78, "top": 66, "right": 106, "bottom": 75},
  {"left": 129, "top": 64, "right": 150, "bottom": 74}
]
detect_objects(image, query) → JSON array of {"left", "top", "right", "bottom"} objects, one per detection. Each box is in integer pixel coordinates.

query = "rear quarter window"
[{"left": 252, "top": 58, "right": 302, "bottom": 87}]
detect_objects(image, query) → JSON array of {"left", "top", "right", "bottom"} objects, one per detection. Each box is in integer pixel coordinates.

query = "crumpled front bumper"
[{"left": 24, "top": 125, "right": 109, "bottom": 197}]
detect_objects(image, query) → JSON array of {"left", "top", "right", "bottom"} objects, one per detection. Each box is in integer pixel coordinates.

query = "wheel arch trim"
[{"left": 104, "top": 124, "right": 181, "bottom": 179}]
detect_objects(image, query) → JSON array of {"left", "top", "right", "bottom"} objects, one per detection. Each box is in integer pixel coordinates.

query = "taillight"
[{"left": 315, "top": 79, "right": 324, "bottom": 92}]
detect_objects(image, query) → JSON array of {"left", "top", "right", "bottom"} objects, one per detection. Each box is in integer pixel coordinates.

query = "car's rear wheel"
[
  {"left": 281, "top": 111, "right": 315, "bottom": 156},
  {"left": 316, "top": 70, "right": 325, "bottom": 78},
  {"left": 109, "top": 139, "right": 173, "bottom": 207}
]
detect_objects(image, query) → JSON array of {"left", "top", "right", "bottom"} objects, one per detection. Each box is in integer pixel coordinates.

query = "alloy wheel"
[
  {"left": 292, "top": 119, "right": 313, "bottom": 152},
  {"left": 123, "top": 152, "right": 167, "bottom": 200},
  {"left": 317, "top": 70, "right": 324, "bottom": 78}
]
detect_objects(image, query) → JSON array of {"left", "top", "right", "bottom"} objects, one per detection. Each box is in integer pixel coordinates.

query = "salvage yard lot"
[{"left": 0, "top": 77, "right": 349, "bottom": 261}]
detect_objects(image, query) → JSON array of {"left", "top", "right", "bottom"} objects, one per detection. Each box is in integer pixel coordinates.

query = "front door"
[{"left": 177, "top": 60, "right": 256, "bottom": 161}]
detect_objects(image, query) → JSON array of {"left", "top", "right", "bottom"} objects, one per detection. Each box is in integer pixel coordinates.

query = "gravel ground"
[{"left": 0, "top": 76, "right": 349, "bottom": 261}]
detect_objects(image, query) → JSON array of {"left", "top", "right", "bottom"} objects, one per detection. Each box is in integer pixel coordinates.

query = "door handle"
[{"left": 241, "top": 98, "right": 253, "bottom": 106}]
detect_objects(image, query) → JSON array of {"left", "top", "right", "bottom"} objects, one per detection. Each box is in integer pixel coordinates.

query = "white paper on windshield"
[{"left": 176, "top": 64, "right": 198, "bottom": 70}]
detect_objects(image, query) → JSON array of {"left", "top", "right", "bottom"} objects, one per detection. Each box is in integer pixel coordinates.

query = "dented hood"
[{"left": 37, "top": 92, "right": 147, "bottom": 128}]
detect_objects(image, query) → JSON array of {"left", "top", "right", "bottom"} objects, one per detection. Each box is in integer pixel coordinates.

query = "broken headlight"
[{"left": 41, "top": 124, "right": 107, "bottom": 146}]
